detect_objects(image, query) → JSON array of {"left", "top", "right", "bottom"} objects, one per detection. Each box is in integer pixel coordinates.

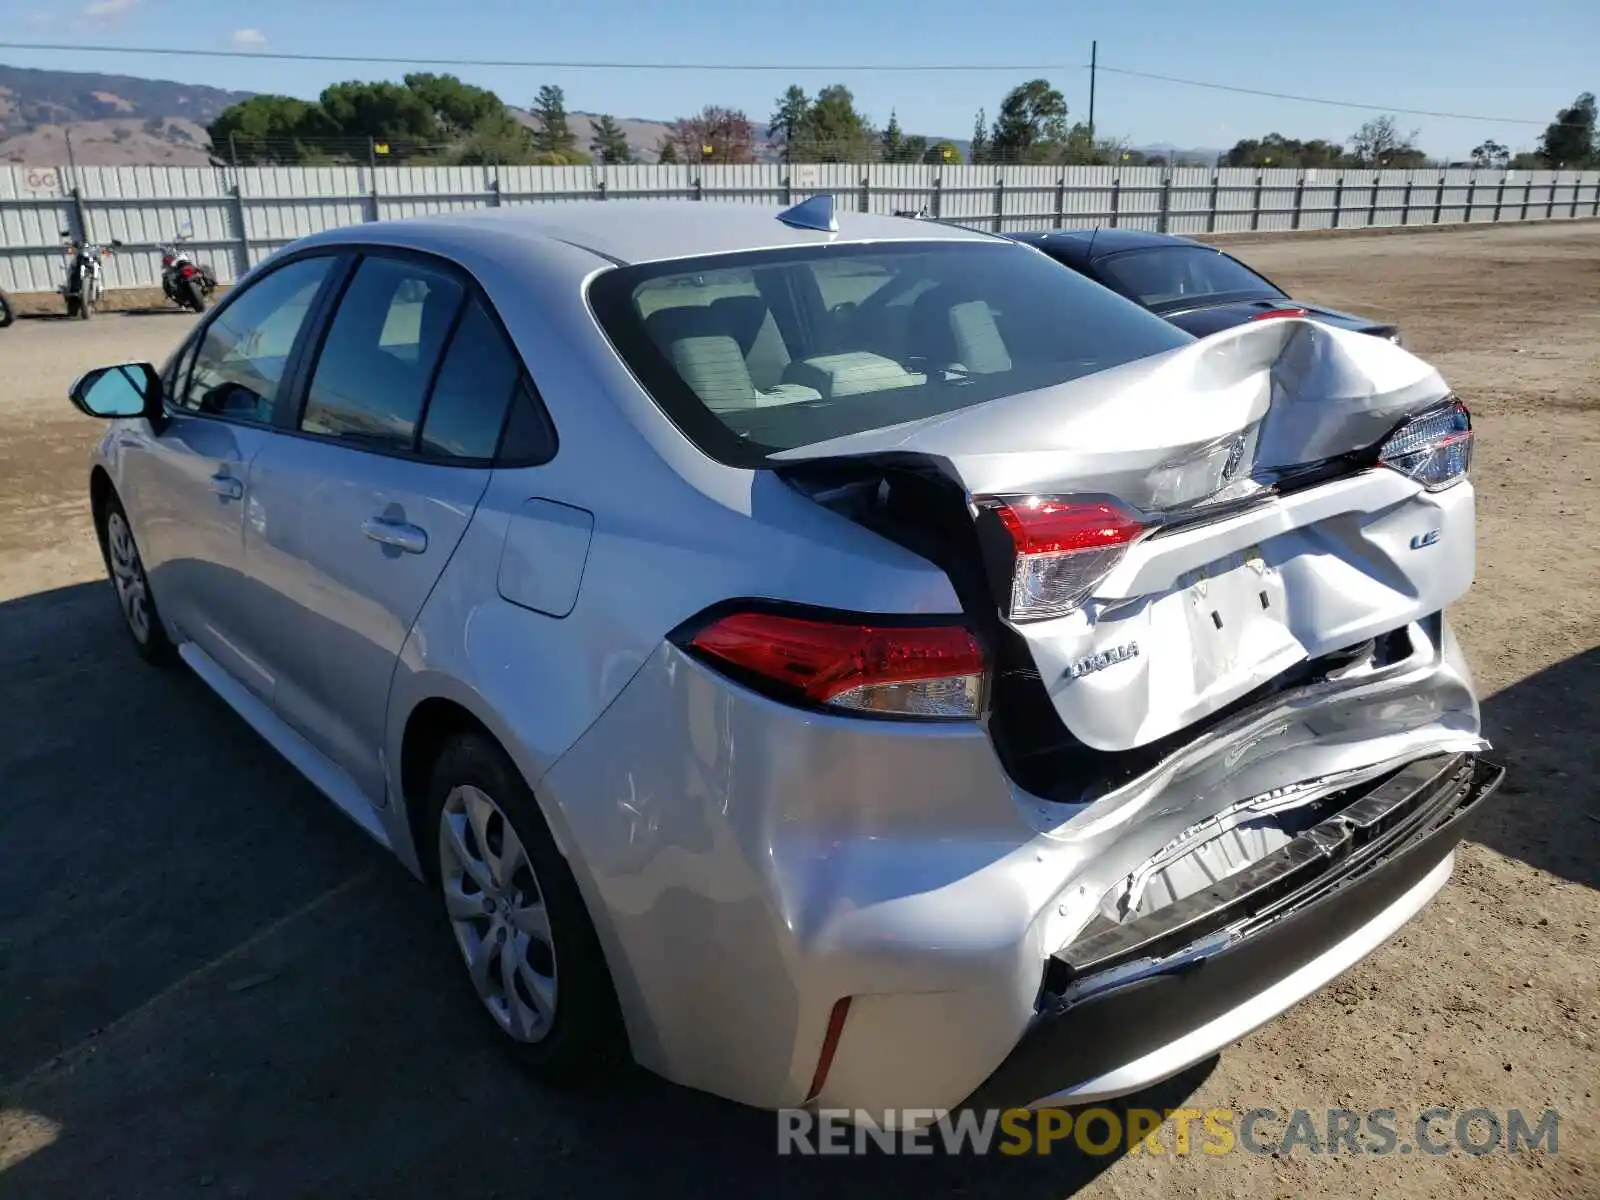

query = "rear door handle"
[
  {"left": 208, "top": 472, "right": 243, "bottom": 500},
  {"left": 361, "top": 517, "right": 428, "bottom": 555}
]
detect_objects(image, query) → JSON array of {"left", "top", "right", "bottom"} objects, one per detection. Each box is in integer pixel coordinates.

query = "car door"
[
  {"left": 118, "top": 253, "right": 341, "bottom": 700},
  {"left": 242, "top": 250, "right": 526, "bottom": 803}
]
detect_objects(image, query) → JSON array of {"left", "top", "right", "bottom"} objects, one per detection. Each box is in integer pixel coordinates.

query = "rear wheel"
[
  {"left": 99, "top": 495, "right": 174, "bottom": 664},
  {"left": 183, "top": 278, "right": 207, "bottom": 312},
  {"left": 428, "top": 733, "right": 627, "bottom": 1087}
]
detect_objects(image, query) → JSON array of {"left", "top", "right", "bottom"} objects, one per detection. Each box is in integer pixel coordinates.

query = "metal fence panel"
[{"left": 3, "top": 163, "right": 1598, "bottom": 295}]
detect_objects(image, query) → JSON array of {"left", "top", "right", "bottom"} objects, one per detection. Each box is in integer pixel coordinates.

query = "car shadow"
[
  {"left": 1470, "top": 645, "right": 1599, "bottom": 890},
  {"left": 1, "top": 577, "right": 1590, "bottom": 1194}
]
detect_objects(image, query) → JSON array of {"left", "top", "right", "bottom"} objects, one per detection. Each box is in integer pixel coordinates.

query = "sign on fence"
[{"left": 23, "top": 167, "right": 61, "bottom": 195}]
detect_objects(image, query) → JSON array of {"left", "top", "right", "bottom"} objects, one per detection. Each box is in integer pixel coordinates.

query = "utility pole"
[{"left": 1088, "top": 40, "right": 1097, "bottom": 143}]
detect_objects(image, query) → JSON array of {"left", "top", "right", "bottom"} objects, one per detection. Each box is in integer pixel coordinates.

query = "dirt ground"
[{"left": 0, "top": 222, "right": 1596, "bottom": 1199}]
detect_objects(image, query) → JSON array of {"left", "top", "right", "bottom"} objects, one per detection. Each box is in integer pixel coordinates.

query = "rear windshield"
[
  {"left": 1098, "top": 246, "right": 1283, "bottom": 312},
  {"left": 588, "top": 240, "right": 1192, "bottom": 465}
]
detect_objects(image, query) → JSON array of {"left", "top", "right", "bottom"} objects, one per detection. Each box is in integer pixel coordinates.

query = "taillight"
[
  {"left": 981, "top": 496, "right": 1149, "bottom": 622},
  {"left": 1378, "top": 399, "right": 1473, "bottom": 491},
  {"left": 1249, "top": 307, "right": 1310, "bottom": 321},
  {"left": 162, "top": 254, "right": 174, "bottom": 266},
  {"left": 679, "top": 607, "right": 986, "bottom": 720},
  {"left": 181, "top": 265, "right": 196, "bottom": 279}
]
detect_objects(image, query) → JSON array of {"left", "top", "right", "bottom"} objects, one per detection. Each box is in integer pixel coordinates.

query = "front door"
[
  {"left": 120, "top": 253, "right": 340, "bottom": 700},
  {"left": 242, "top": 253, "right": 523, "bottom": 803}
]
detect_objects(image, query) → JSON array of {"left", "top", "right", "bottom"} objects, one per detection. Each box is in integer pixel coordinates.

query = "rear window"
[
  {"left": 1098, "top": 246, "right": 1283, "bottom": 311},
  {"left": 589, "top": 240, "right": 1191, "bottom": 466}
]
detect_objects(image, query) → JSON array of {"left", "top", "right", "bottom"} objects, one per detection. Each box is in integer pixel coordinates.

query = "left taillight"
[
  {"left": 978, "top": 496, "right": 1150, "bottom": 623},
  {"left": 1249, "top": 306, "right": 1310, "bottom": 321},
  {"left": 676, "top": 607, "right": 986, "bottom": 720},
  {"left": 1378, "top": 398, "right": 1473, "bottom": 491}
]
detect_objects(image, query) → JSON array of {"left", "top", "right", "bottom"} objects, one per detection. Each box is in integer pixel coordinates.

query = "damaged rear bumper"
[{"left": 966, "top": 752, "right": 1504, "bottom": 1111}]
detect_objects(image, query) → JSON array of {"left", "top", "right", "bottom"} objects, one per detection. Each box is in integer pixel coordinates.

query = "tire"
[
  {"left": 97, "top": 493, "right": 175, "bottom": 665},
  {"left": 65, "top": 294, "right": 81, "bottom": 320},
  {"left": 183, "top": 279, "right": 207, "bottom": 313},
  {"left": 0, "top": 290, "right": 13, "bottom": 328},
  {"left": 427, "top": 732, "right": 628, "bottom": 1088},
  {"left": 80, "top": 292, "right": 93, "bottom": 320}
]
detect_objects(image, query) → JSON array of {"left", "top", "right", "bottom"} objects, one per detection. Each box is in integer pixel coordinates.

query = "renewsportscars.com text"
[{"left": 777, "top": 1106, "right": 1560, "bottom": 1157}]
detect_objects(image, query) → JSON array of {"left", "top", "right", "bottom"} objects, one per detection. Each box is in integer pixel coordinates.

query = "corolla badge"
[{"left": 1066, "top": 642, "right": 1139, "bottom": 680}]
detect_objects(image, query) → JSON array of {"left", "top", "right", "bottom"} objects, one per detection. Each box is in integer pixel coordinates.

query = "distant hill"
[{"left": 0, "top": 64, "right": 251, "bottom": 165}]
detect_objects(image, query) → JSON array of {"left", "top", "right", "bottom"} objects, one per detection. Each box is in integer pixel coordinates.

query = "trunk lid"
[{"left": 774, "top": 319, "right": 1474, "bottom": 752}]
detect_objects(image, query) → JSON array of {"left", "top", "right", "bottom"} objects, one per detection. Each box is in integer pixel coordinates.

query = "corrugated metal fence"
[{"left": 3, "top": 161, "right": 1599, "bottom": 295}]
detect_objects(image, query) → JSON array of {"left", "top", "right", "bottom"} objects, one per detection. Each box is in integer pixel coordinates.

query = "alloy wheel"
[
  {"left": 438, "top": 784, "right": 559, "bottom": 1043},
  {"left": 105, "top": 511, "right": 151, "bottom": 643}
]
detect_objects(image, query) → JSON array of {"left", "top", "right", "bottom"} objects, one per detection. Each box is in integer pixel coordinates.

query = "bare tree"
[
  {"left": 672, "top": 106, "right": 756, "bottom": 164},
  {"left": 1348, "top": 114, "right": 1425, "bottom": 168}
]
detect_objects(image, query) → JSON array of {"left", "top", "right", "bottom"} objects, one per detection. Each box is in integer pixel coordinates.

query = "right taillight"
[
  {"left": 1249, "top": 306, "right": 1311, "bottom": 321},
  {"left": 1378, "top": 399, "right": 1473, "bottom": 491},
  {"left": 978, "top": 495, "right": 1150, "bottom": 622},
  {"left": 678, "top": 607, "right": 986, "bottom": 720}
]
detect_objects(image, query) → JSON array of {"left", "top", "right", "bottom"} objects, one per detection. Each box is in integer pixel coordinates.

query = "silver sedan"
[{"left": 68, "top": 197, "right": 1502, "bottom": 1120}]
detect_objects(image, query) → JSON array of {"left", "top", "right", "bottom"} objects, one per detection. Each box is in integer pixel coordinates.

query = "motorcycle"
[
  {"left": 159, "top": 234, "right": 215, "bottom": 313},
  {"left": 0, "top": 286, "right": 13, "bottom": 329},
  {"left": 60, "top": 232, "right": 121, "bottom": 320}
]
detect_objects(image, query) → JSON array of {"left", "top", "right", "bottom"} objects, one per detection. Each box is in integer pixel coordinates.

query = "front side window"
[
  {"left": 1098, "top": 247, "right": 1284, "bottom": 311},
  {"left": 301, "top": 256, "right": 465, "bottom": 452},
  {"left": 176, "top": 255, "right": 334, "bottom": 421},
  {"left": 589, "top": 240, "right": 1192, "bottom": 465}
]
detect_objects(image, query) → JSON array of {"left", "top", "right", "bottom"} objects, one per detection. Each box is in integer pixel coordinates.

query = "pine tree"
[
  {"left": 530, "top": 85, "right": 577, "bottom": 157},
  {"left": 655, "top": 136, "right": 680, "bottom": 163},
  {"left": 590, "top": 113, "right": 632, "bottom": 164},
  {"left": 969, "top": 109, "right": 990, "bottom": 165},
  {"left": 880, "top": 109, "right": 904, "bottom": 163}
]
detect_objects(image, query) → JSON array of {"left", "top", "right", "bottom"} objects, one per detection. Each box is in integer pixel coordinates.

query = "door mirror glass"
[{"left": 69, "top": 363, "right": 161, "bottom": 419}]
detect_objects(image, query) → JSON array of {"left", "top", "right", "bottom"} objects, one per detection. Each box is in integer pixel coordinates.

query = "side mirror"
[{"left": 68, "top": 363, "right": 163, "bottom": 422}]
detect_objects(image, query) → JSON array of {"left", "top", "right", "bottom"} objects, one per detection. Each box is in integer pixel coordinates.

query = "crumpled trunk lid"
[{"left": 774, "top": 319, "right": 1475, "bottom": 753}]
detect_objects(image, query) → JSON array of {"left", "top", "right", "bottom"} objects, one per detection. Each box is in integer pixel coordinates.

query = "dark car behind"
[{"left": 1008, "top": 228, "right": 1401, "bottom": 344}]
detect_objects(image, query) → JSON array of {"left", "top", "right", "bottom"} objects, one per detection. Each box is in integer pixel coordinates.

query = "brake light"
[
  {"left": 983, "top": 496, "right": 1149, "bottom": 622},
  {"left": 1378, "top": 399, "right": 1473, "bottom": 491},
  {"left": 1249, "top": 307, "right": 1310, "bottom": 321},
  {"left": 681, "top": 609, "right": 985, "bottom": 720},
  {"left": 162, "top": 253, "right": 174, "bottom": 266},
  {"left": 180, "top": 265, "right": 196, "bottom": 279}
]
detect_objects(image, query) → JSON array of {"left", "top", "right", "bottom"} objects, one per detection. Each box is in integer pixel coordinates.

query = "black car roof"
[{"left": 1008, "top": 227, "right": 1207, "bottom": 265}]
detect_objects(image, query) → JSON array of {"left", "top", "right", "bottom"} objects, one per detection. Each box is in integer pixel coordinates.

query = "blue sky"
[{"left": 4, "top": 0, "right": 1595, "bottom": 156}]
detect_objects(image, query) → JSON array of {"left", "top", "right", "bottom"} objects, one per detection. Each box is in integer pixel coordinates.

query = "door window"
[
  {"left": 175, "top": 255, "right": 335, "bottom": 422},
  {"left": 301, "top": 256, "right": 465, "bottom": 452}
]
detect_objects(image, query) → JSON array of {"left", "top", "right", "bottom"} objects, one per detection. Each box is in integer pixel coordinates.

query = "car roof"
[
  {"left": 298, "top": 200, "right": 1003, "bottom": 268},
  {"left": 1010, "top": 227, "right": 1208, "bottom": 264}
]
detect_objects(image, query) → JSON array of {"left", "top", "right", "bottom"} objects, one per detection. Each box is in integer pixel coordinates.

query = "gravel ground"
[{"left": 0, "top": 222, "right": 1595, "bottom": 1199}]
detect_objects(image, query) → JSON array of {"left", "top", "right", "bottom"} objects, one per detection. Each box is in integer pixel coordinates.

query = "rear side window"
[
  {"left": 176, "top": 255, "right": 334, "bottom": 421},
  {"left": 418, "top": 298, "right": 520, "bottom": 460},
  {"left": 588, "top": 240, "right": 1191, "bottom": 466},
  {"left": 301, "top": 256, "right": 464, "bottom": 451}
]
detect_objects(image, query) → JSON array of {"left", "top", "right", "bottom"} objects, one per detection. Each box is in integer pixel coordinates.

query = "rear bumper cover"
[{"left": 967, "top": 753, "right": 1504, "bottom": 1110}]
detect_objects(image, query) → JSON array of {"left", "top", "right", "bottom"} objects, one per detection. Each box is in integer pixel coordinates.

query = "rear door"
[{"left": 241, "top": 250, "right": 520, "bottom": 802}]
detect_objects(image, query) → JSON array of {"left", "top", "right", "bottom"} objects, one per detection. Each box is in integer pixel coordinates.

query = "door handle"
[
  {"left": 208, "top": 472, "right": 243, "bottom": 500},
  {"left": 361, "top": 517, "right": 428, "bottom": 555}
]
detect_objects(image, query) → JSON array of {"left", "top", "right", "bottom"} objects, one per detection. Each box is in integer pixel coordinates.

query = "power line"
[
  {"left": 0, "top": 40, "right": 1550, "bottom": 125},
  {"left": 1092, "top": 64, "right": 1546, "bottom": 125}
]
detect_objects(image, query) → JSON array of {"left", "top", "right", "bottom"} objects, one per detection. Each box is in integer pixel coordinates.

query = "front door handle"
[
  {"left": 208, "top": 472, "right": 243, "bottom": 500},
  {"left": 361, "top": 516, "right": 428, "bottom": 555}
]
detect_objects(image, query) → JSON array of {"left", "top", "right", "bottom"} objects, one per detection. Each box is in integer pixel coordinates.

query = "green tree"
[
  {"left": 208, "top": 94, "right": 330, "bottom": 163},
  {"left": 1471, "top": 139, "right": 1511, "bottom": 169},
  {"left": 590, "top": 113, "right": 632, "bottom": 164},
  {"left": 880, "top": 109, "right": 904, "bottom": 162},
  {"left": 769, "top": 85, "right": 810, "bottom": 163},
  {"left": 1347, "top": 115, "right": 1426, "bottom": 168},
  {"left": 530, "top": 84, "right": 578, "bottom": 157},
  {"left": 990, "top": 78, "right": 1068, "bottom": 163},
  {"left": 1537, "top": 92, "right": 1596, "bottom": 167},
  {"left": 319, "top": 80, "right": 442, "bottom": 154},
  {"left": 1509, "top": 150, "right": 1543, "bottom": 170},
  {"left": 969, "top": 109, "right": 990, "bottom": 165},
  {"left": 655, "top": 135, "right": 680, "bottom": 163},
  {"left": 923, "top": 140, "right": 962, "bottom": 165},
  {"left": 800, "top": 84, "right": 873, "bottom": 162},
  {"left": 404, "top": 73, "right": 504, "bottom": 139}
]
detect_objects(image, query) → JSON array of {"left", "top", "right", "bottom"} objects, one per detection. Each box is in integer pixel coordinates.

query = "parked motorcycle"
[
  {"left": 159, "top": 234, "right": 215, "bottom": 313},
  {"left": 0, "top": 286, "right": 13, "bottom": 329},
  {"left": 60, "top": 232, "right": 121, "bottom": 320}
]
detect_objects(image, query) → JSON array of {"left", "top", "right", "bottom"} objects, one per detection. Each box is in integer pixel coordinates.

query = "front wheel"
[
  {"left": 182, "top": 279, "right": 207, "bottom": 312},
  {"left": 98, "top": 495, "right": 174, "bottom": 664},
  {"left": 429, "top": 733, "right": 627, "bottom": 1087}
]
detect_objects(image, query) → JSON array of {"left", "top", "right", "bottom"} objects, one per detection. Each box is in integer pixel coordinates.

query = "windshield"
[
  {"left": 1098, "top": 246, "right": 1284, "bottom": 312},
  {"left": 588, "top": 240, "right": 1192, "bottom": 466}
]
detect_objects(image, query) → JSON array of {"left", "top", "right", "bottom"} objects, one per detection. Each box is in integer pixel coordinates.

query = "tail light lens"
[
  {"left": 180, "top": 265, "right": 196, "bottom": 279},
  {"left": 1378, "top": 399, "right": 1473, "bottom": 491},
  {"left": 1249, "top": 307, "right": 1310, "bottom": 321},
  {"left": 680, "top": 608, "right": 985, "bottom": 720},
  {"left": 161, "top": 253, "right": 174, "bottom": 266},
  {"left": 983, "top": 496, "right": 1149, "bottom": 622}
]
